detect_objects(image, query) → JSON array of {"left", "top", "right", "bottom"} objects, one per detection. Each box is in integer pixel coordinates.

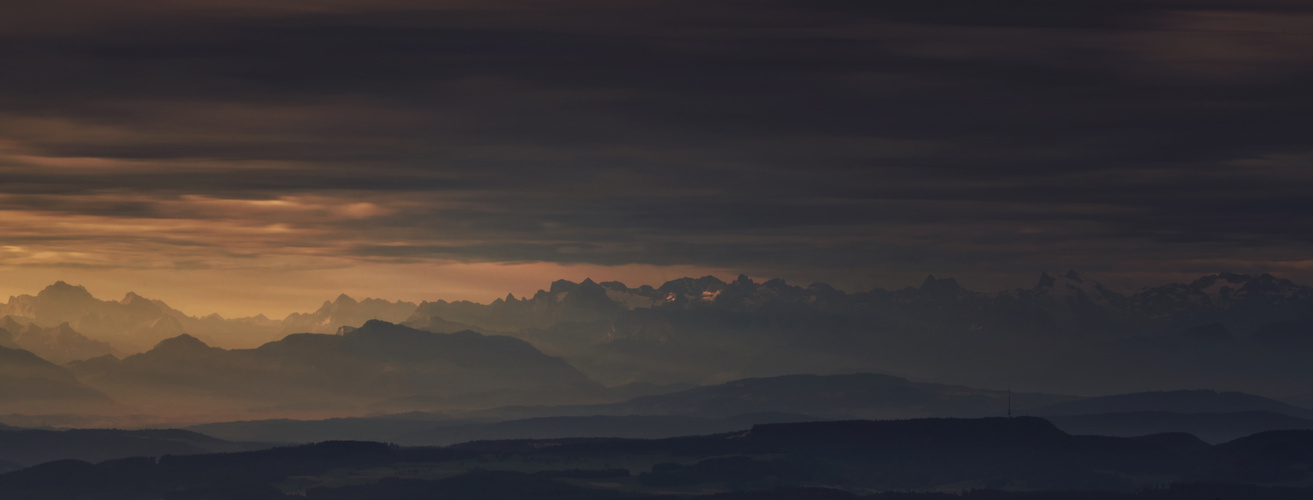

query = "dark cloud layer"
[{"left": 2, "top": 0, "right": 1312, "bottom": 291}]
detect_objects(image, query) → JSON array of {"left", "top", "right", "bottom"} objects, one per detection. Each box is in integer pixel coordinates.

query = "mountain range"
[
  {"left": 400, "top": 272, "right": 1313, "bottom": 394},
  {"left": 0, "top": 282, "right": 417, "bottom": 353},
  {"left": 0, "top": 345, "right": 112, "bottom": 415},
  {"left": 0, "top": 272, "right": 1311, "bottom": 422},
  {"left": 64, "top": 320, "right": 602, "bottom": 421}
]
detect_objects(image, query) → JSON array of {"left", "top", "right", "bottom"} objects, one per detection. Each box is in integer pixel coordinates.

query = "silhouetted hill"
[
  {"left": 10, "top": 418, "right": 1313, "bottom": 498},
  {"left": 395, "top": 413, "right": 823, "bottom": 446},
  {"left": 469, "top": 373, "right": 1077, "bottom": 421},
  {"left": 68, "top": 321, "right": 602, "bottom": 417},
  {"left": 1207, "top": 430, "right": 1313, "bottom": 484},
  {"left": 1032, "top": 390, "right": 1313, "bottom": 418},
  {"left": 446, "top": 417, "right": 1261, "bottom": 491},
  {"left": 0, "top": 427, "right": 271, "bottom": 469},
  {"left": 0, "top": 345, "right": 113, "bottom": 414},
  {"left": 1048, "top": 411, "right": 1313, "bottom": 444},
  {"left": 190, "top": 412, "right": 821, "bottom": 446},
  {"left": 187, "top": 413, "right": 458, "bottom": 444}
]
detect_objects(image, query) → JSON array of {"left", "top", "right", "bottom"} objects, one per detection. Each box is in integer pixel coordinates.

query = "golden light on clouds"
[
  {"left": 0, "top": 260, "right": 738, "bottom": 319},
  {"left": 1, "top": 0, "right": 1311, "bottom": 324}
]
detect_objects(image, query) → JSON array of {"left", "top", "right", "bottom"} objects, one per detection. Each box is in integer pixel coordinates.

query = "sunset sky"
[{"left": 2, "top": 0, "right": 1312, "bottom": 317}]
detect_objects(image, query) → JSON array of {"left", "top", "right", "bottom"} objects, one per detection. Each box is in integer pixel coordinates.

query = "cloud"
[{"left": 0, "top": 0, "right": 1311, "bottom": 301}]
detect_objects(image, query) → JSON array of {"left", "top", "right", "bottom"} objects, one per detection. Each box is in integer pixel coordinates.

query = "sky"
[{"left": 1, "top": 0, "right": 1312, "bottom": 317}]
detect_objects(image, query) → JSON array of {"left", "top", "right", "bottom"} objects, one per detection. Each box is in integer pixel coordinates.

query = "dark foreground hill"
[
  {"left": 1031, "top": 389, "right": 1313, "bottom": 418},
  {"left": 189, "top": 413, "right": 822, "bottom": 446},
  {"left": 185, "top": 375, "right": 1313, "bottom": 448},
  {"left": 467, "top": 373, "right": 1077, "bottom": 421},
  {"left": 9, "top": 418, "right": 1313, "bottom": 499},
  {"left": 180, "top": 373, "right": 1072, "bottom": 445},
  {"left": 0, "top": 427, "right": 271, "bottom": 472},
  {"left": 1048, "top": 411, "right": 1313, "bottom": 444}
]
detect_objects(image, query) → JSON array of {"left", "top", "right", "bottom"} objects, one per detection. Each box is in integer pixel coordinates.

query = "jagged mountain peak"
[
  {"left": 656, "top": 276, "right": 728, "bottom": 296},
  {"left": 1189, "top": 272, "right": 1255, "bottom": 291},
  {"left": 1037, "top": 271, "right": 1057, "bottom": 288},
  {"left": 548, "top": 279, "right": 578, "bottom": 294},
  {"left": 333, "top": 293, "right": 359, "bottom": 306},
  {"left": 599, "top": 281, "right": 628, "bottom": 292},
  {"left": 37, "top": 281, "right": 95, "bottom": 301},
  {"left": 1, "top": 315, "right": 23, "bottom": 330},
  {"left": 1036, "top": 270, "right": 1092, "bottom": 289},
  {"left": 920, "top": 274, "right": 964, "bottom": 294},
  {"left": 1142, "top": 272, "right": 1309, "bottom": 311}
]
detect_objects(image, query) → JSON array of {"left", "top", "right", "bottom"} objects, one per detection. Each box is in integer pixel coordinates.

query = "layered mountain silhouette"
[
  {"left": 67, "top": 321, "right": 600, "bottom": 418},
  {"left": 1048, "top": 411, "right": 1313, "bottom": 444},
  {"left": 280, "top": 295, "right": 418, "bottom": 335},
  {"left": 0, "top": 283, "right": 191, "bottom": 353},
  {"left": 0, "top": 317, "right": 119, "bottom": 364},
  {"left": 188, "top": 412, "right": 821, "bottom": 446},
  {"left": 0, "top": 282, "right": 418, "bottom": 354},
  {"left": 183, "top": 373, "right": 1069, "bottom": 444},
  {"left": 0, "top": 345, "right": 113, "bottom": 414},
  {"left": 456, "top": 373, "right": 1075, "bottom": 422},
  {"left": 179, "top": 375, "right": 1313, "bottom": 447},
  {"left": 1031, "top": 390, "right": 1313, "bottom": 418},
  {"left": 2, "top": 272, "right": 1311, "bottom": 417},
  {"left": 16, "top": 418, "right": 1313, "bottom": 498},
  {"left": 398, "top": 272, "right": 1313, "bottom": 394},
  {"left": 0, "top": 428, "right": 269, "bottom": 471}
]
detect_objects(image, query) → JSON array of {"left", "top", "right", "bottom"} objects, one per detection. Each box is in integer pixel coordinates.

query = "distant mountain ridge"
[
  {"left": 0, "top": 317, "right": 119, "bottom": 365},
  {"left": 461, "top": 373, "right": 1076, "bottom": 422},
  {"left": 0, "top": 345, "right": 114, "bottom": 414},
  {"left": 67, "top": 320, "right": 603, "bottom": 420},
  {"left": 280, "top": 294, "right": 418, "bottom": 335},
  {"left": 399, "top": 272, "right": 1313, "bottom": 393},
  {"left": 407, "top": 272, "right": 1312, "bottom": 337},
  {"left": 4, "top": 272, "right": 1311, "bottom": 397},
  {"left": 0, "top": 282, "right": 419, "bottom": 354}
]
